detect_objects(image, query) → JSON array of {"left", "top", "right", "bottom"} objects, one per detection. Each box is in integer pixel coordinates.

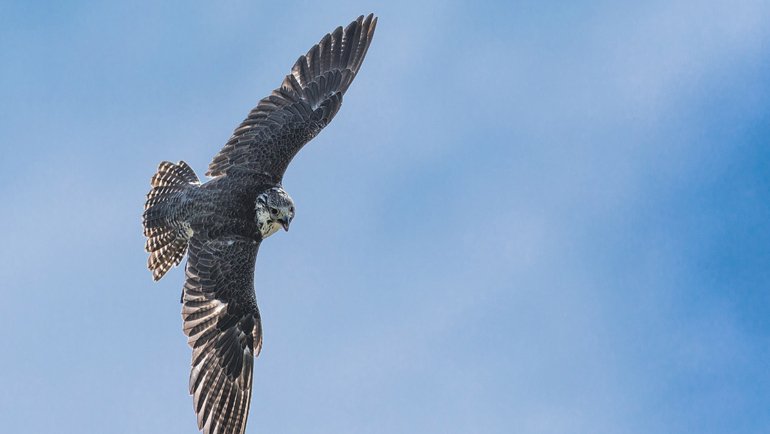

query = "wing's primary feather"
[
  {"left": 183, "top": 235, "right": 263, "bottom": 434},
  {"left": 206, "top": 14, "right": 378, "bottom": 181}
]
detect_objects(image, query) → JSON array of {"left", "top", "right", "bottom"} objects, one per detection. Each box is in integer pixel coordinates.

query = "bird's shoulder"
[{"left": 190, "top": 175, "right": 278, "bottom": 240}]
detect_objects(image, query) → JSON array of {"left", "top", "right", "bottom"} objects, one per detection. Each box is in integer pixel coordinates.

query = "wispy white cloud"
[{"left": 0, "top": 1, "right": 768, "bottom": 433}]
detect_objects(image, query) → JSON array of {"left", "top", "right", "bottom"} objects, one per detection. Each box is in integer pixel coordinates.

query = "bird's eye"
[{"left": 270, "top": 208, "right": 279, "bottom": 215}]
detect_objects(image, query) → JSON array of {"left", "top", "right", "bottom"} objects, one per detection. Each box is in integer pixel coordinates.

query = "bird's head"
[{"left": 255, "top": 187, "right": 295, "bottom": 239}]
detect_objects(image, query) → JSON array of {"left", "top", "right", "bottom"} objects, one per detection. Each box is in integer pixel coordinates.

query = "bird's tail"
[{"left": 142, "top": 161, "right": 200, "bottom": 281}]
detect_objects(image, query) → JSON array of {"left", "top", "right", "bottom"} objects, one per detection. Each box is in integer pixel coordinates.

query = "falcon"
[{"left": 141, "top": 14, "right": 377, "bottom": 434}]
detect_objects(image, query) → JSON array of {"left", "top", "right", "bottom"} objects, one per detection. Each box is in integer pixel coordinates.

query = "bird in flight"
[{"left": 142, "top": 14, "right": 377, "bottom": 434}]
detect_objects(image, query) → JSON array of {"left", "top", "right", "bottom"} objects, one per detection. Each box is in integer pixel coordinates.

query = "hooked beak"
[{"left": 279, "top": 217, "right": 290, "bottom": 232}]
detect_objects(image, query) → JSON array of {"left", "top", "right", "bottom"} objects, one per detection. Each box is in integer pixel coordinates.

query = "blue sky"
[{"left": 1, "top": 1, "right": 769, "bottom": 433}]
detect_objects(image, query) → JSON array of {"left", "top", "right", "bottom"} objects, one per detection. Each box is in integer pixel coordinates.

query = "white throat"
[
  {"left": 256, "top": 206, "right": 282, "bottom": 239},
  {"left": 255, "top": 187, "right": 295, "bottom": 239}
]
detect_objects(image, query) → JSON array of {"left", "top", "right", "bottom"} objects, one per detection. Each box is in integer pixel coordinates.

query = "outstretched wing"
[
  {"left": 182, "top": 235, "right": 263, "bottom": 434},
  {"left": 207, "top": 13, "right": 378, "bottom": 182}
]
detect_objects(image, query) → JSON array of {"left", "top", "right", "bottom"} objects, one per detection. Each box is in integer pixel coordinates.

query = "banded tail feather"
[{"left": 143, "top": 161, "right": 200, "bottom": 281}]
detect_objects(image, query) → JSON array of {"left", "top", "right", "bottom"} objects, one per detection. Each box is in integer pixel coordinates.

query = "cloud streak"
[{"left": 0, "top": 1, "right": 768, "bottom": 433}]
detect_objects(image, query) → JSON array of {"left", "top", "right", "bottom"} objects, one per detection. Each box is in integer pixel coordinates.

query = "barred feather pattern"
[
  {"left": 140, "top": 14, "right": 378, "bottom": 434},
  {"left": 143, "top": 161, "right": 201, "bottom": 281},
  {"left": 206, "top": 13, "right": 378, "bottom": 181},
  {"left": 183, "top": 236, "right": 262, "bottom": 434}
]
